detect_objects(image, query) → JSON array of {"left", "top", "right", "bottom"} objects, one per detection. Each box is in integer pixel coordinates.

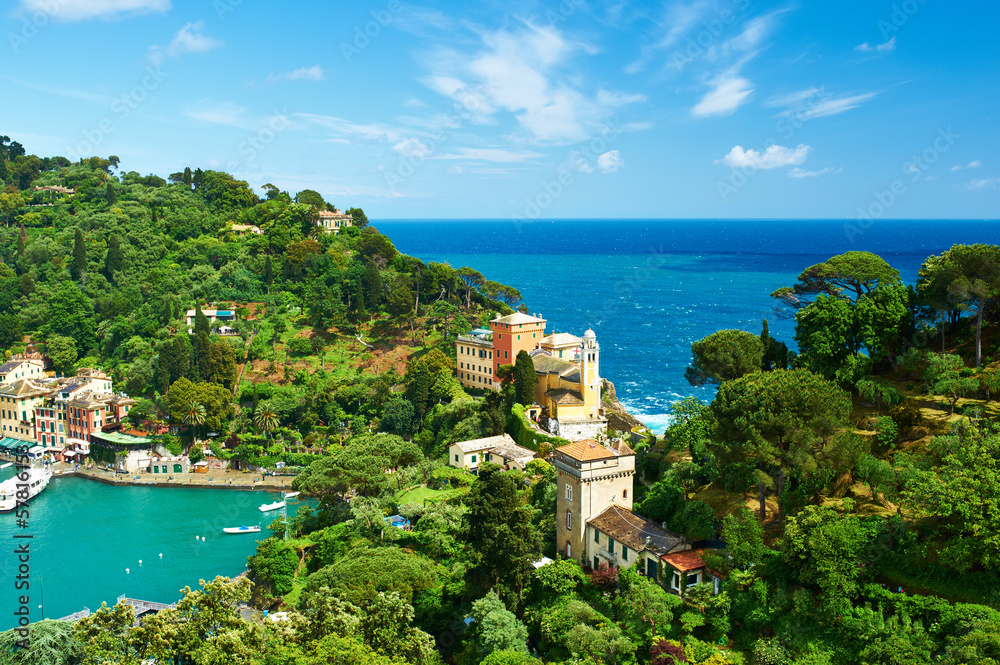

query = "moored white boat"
[
  {"left": 0, "top": 466, "right": 52, "bottom": 512},
  {"left": 283, "top": 491, "right": 300, "bottom": 499},
  {"left": 259, "top": 500, "right": 285, "bottom": 512},
  {"left": 0, "top": 462, "right": 13, "bottom": 470},
  {"left": 223, "top": 525, "right": 261, "bottom": 534}
]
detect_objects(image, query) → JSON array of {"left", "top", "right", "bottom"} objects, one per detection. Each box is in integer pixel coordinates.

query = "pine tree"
[
  {"left": 103, "top": 235, "right": 123, "bottom": 280},
  {"left": 71, "top": 228, "right": 87, "bottom": 284}
]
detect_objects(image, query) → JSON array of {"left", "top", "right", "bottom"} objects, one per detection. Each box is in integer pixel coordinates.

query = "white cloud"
[
  {"left": 788, "top": 166, "right": 840, "bottom": 178},
  {"left": 961, "top": 178, "right": 1000, "bottom": 191},
  {"left": 391, "top": 138, "right": 432, "bottom": 159},
  {"left": 297, "top": 113, "right": 407, "bottom": 143},
  {"left": 435, "top": 148, "right": 544, "bottom": 163},
  {"left": 950, "top": 160, "right": 982, "bottom": 171},
  {"left": 18, "top": 0, "right": 169, "bottom": 22},
  {"left": 150, "top": 21, "right": 223, "bottom": 66},
  {"left": 717, "top": 144, "right": 811, "bottom": 169},
  {"left": 185, "top": 99, "right": 247, "bottom": 127},
  {"left": 855, "top": 36, "right": 895, "bottom": 53},
  {"left": 597, "top": 150, "right": 624, "bottom": 173},
  {"left": 403, "top": 98, "right": 428, "bottom": 108},
  {"left": 692, "top": 73, "right": 753, "bottom": 116},
  {"left": 266, "top": 65, "right": 324, "bottom": 83}
]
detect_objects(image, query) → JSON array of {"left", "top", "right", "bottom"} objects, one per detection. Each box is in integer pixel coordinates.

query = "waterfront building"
[
  {"left": 0, "top": 379, "right": 51, "bottom": 441},
  {"left": 34, "top": 369, "right": 131, "bottom": 449}
]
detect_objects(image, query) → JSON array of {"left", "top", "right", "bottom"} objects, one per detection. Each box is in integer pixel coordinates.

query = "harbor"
[{"left": 0, "top": 467, "right": 311, "bottom": 629}]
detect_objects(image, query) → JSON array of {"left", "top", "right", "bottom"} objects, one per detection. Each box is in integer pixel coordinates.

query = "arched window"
[
  {"left": 566, "top": 541, "right": 572, "bottom": 558},
  {"left": 566, "top": 510, "right": 572, "bottom": 529},
  {"left": 623, "top": 489, "right": 628, "bottom": 499}
]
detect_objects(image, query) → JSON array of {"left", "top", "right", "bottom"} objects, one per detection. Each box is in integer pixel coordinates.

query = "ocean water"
[
  {"left": 0, "top": 474, "right": 308, "bottom": 629},
  {"left": 377, "top": 219, "right": 1000, "bottom": 432}
]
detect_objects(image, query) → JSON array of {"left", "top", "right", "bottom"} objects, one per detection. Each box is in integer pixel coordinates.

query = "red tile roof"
[
  {"left": 557, "top": 439, "right": 616, "bottom": 461},
  {"left": 661, "top": 548, "right": 712, "bottom": 572}
]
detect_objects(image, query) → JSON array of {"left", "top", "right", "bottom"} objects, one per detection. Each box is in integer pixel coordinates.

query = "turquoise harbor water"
[{"left": 0, "top": 470, "right": 305, "bottom": 629}]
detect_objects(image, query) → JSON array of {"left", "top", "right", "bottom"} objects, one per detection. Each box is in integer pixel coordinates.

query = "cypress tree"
[
  {"left": 103, "top": 235, "right": 123, "bottom": 280},
  {"left": 106, "top": 182, "right": 117, "bottom": 204},
  {"left": 72, "top": 228, "right": 87, "bottom": 283},
  {"left": 17, "top": 223, "right": 26, "bottom": 256},
  {"left": 514, "top": 350, "right": 535, "bottom": 407},
  {"left": 0, "top": 158, "right": 7, "bottom": 182},
  {"left": 356, "top": 278, "right": 365, "bottom": 317},
  {"left": 264, "top": 255, "right": 273, "bottom": 287},
  {"left": 761, "top": 319, "right": 772, "bottom": 371},
  {"left": 193, "top": 302, "right": 211, "bottom": 380}
]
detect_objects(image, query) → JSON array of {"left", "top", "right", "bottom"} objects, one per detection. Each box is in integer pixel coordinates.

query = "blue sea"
[{"left": 377, "top": 219, "right": 999, "bottom": 432}]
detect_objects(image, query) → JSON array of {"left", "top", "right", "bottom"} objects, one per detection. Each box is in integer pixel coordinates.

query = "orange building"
[{"left": 490, "top": 312, "right": 547, "bottom": 377}]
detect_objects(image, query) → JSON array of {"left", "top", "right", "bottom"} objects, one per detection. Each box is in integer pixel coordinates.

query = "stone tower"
[
  {"left": 554, "top": 439, "right": 635, "bottom": 564},
  {"left": 580, "top": 328, "right": 601, "bottom": 421}
]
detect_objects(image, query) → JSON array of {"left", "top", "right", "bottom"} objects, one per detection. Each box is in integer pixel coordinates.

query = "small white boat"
[
  {"left": 223, "top": 525, "right": 261, "bottom": 534},
  {"left": 259, "top": 500, "right": 285, "bottom": 512},
  {"left": 283, "top": 491, "right": 300, "bottom": 499},
  {"left": 0, "top": 462, "right": 13, "bottom": 470}
]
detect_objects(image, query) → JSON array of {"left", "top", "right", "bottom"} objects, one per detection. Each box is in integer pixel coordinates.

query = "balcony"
[{"left": 598, "top": 546, "right": 618, "bottom": 566}]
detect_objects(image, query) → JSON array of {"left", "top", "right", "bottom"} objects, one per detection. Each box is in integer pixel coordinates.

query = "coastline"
[{"left": 48, "top": 463, "right": 295, "bottom": 491}]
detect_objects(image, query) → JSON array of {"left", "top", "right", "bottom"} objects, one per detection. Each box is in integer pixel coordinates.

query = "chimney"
[{"left": 645, "top": 536, "right": 652, "bottom": 546}]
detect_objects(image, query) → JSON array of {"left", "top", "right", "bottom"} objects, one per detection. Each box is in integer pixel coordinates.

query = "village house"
[
  {"left": 455, "top": 312, "right": 607, "bottom": 440},
  {"left": 447, "top": 433, "right": 536, "bottom": 473},
  {"left": 185, "top": 307, "right": 237, "bottom": 330},
  {"left": 660, "top": 548, "right": 724, "bottom": 596},
  {"left": 33, "top": 369, "right": 132, "bottom": 451},
  {"left": 0, "top": 357, "right": 46, "bottom": 382},
  {"left": 316, "top": 209, "right": 353, "bottom": 234},
  {"left": 0, "top": 379, "right": 51, "bottom": 442},
  {"left": 230, "top": 224, "right": 263, "bottom": 236}
]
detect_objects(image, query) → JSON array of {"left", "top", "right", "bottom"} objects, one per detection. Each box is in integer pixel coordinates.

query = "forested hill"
[{"left": 0, "top": 142, "right": 523, "bottom": 396}]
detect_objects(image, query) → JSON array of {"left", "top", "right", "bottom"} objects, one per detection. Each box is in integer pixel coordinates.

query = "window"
[
  {"left": 713, "top": 577, "right": 720, "bottom": 595},
  {"left": 622, "top": 548, "right": 628, "bottom": 561},
  {"left": 686, "top": 572, "right": 700, "bottom": 588},
  {"left": 646, "top": 558, "right": 658, "bottom": 579},
  {"left": 594, "top": 530, "right": 600, "bottom": 544},
  {"left": 594, "top": 556, "right": 600, "bottom": 569},
  {"left": 454, "top": 454, "right": 459, "bottom": 462},
  {"left": 623, "top": 489, "right": 628, "bottom": 499},
  {"left": 566, "top": 541, "right": 572, "bottom": 558},
  {"left": 566, "top": 510, "right": 572, "bottom": 529},
  {"left": 608, "top": 538, "right": 615, "bottom": 555},
  {"left": 565, "top": 484, "right": 572, "bottom": 501},
  {"left": 471, "top": 454, "right": 477, "bottom": 463}
]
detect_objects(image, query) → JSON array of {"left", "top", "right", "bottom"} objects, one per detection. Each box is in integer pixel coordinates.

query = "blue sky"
[{"left": 2, "top": 0, "right": 998, "bottom": 219}]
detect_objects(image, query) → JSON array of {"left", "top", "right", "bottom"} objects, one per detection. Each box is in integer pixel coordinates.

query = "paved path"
[{"left": 66, "top": 463, "right": 295, "bottom": 491}]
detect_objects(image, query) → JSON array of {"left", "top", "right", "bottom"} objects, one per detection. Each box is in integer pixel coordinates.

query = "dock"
[{"left": 116, "top": 595, "right": 177, "bottom": 617}]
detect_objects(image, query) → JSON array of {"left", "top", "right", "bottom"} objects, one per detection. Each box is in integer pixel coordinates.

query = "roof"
[
  {"left": 488, "top": 440, "right": 536, "bottom": 463},
  {"left": 532, "top": 354, "right": 578, "bottom": 375},
  {"left": 541, "top": 333, "right": 582, "bottom": 347},
  {"left": 610, "top": 439, "right": 636, "bottom": 456},
  {"left": 453, "top": 433, "right": 517, "bottom": 454},
  {"left": 556, "top": 439, "right": 617, "bottom": 461},
  {"left": 492, "top": 312, "right": 544, "bottom": 326},
  {"left": 0, "top": 360, "right": 24, "bottom": 374},
  {"left": 589, "top": 504, "right": 686, "bottom": 555},
  {"left": 661, "top": 548, "right": 713, "bottom": 572},
  {"left": 0, "top": 379, "right": 52, "bottom": 398},
  {"left": 546, "top": 388, "right": 585, "bottom": 405}
]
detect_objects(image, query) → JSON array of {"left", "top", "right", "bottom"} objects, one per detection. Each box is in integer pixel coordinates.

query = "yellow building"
[
  {"left": 0, "top": 358, "right": 45, "bottom": 383},
  {"left": 0, "top": 379, "right": 52, "bottom": 442},
  {"left": 316, "top": 209, "right": 354, "bottom": 234},
  {"left": 456, "top": 328, "right": 495, "bottom": 389},
  {"left": 532, "top": 328, "right": 606, "bottom": 441}
]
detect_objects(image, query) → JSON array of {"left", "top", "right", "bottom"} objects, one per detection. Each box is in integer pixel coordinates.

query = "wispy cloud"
[
  {"left": 150, "top": 21, "right": 223, "bottom": 66},
  {"left": 772, "top": 90, "right": 878, "bottom": 120},
  {"left": 0, "top": 76, "right": 112, "bottom": 104},
  {"left": 855, "top": 36, "right": 896, "bottom": 53},
  {"left": 265, "top": 65, "right": 325, "bottom": 83},
  {"left": 788, "top": 166, "right": 841, "bottom": 178},
  {"left": 596, "top": 89, "right": 647, "bottom": 106},
  {"left": 950, "top": 160, "right": 982, "bottom": 171},
  {"left": 717, "top": 144, "right": 812, "bottom": 169},
  {"left": 296, "top": 113, "right": 407, "bottom": 143},
  {"left": 959, "top": 178, "right": 1000, "bottom": 191},
  {"left": 185, "top": 99, "right": 247, "bottom": 128},
  {"left": 17, "top": 0, "right": 169, "bottom": 22},
  {"left": 693, "top": 71, "right": 753, "bottom": 116},
  {"left": 391, "top": 138, "right": 432, "bottom": 159},
  {"left": 435, "top": 148, "right": 544, "bottom": 163},
  {"left": 597, "top": 150, "right": 624, "bottom": 173}
]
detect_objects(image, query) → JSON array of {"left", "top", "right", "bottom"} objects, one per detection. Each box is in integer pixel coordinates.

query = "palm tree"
[
  {"left": 182, "top": 400, "right": 207, "bottom": 443},
  {"left": 254, "top": 404, "right": 279, "bottom": 442}
]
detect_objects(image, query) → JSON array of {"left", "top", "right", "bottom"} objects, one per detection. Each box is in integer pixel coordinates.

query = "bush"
[{"left": 288, "top": 336, "right": 312, "bottom": 356}]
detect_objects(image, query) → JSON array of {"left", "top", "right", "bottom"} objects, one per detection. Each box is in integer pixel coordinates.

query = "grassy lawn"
[{"left": 396, "top": 485, "right": 467, "bottom": 504}]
